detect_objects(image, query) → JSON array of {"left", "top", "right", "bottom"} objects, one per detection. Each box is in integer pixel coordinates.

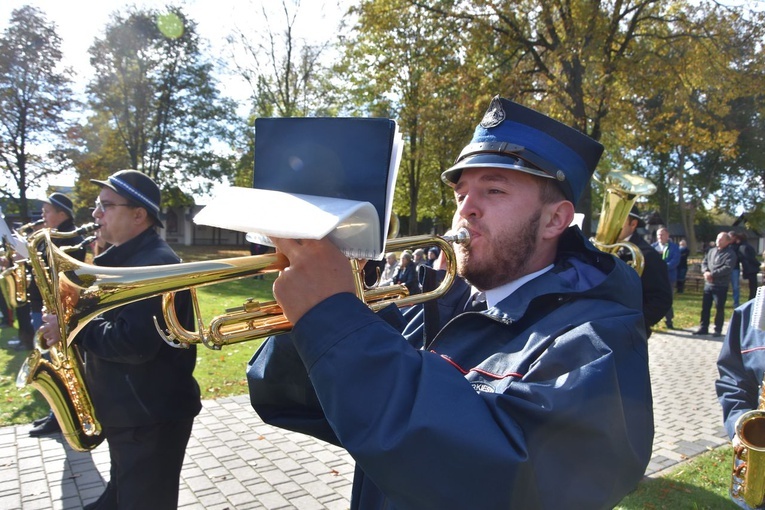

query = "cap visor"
[{"left": 442, "top": 153, "right": 555, "bottom": 185}]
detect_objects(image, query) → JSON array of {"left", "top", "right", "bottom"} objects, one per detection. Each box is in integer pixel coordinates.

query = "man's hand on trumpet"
[
  {"left": 270, "top": 237, "right": 357, "bottom": 325},
  {"left": 40, "top": 312, "right": 61, "bottom": 348}
]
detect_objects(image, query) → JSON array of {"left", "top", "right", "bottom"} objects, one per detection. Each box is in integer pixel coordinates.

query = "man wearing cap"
[
  {"left": 27, "top": 192, "right": 87, "bottom": 436},
  {"left": 618, "top": 207, "right": 673, "bottom": 337},
  {"left": 247, "top": 97, "right": 653, "bottom": 509},
  {"left": 40, "top": 170, "right": 201, "bottom": 510}
]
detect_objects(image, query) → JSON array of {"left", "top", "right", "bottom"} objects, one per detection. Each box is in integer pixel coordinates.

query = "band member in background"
[
  {"left": 248, "top": 97, "right": 653, "bottom": 509},
  {"left": 618, "top": 206, "right": 672, "bottom": 338},
  {"left": 28, "top": 192, "right": 86, "bottom": 437},
  {"left": 41, "top": 170, "right": 201, "bottom": 510}
]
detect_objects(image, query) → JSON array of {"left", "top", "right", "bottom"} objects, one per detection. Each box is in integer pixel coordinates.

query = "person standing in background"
[
  {"left": 28, "top": 193, "right": 86, "bottom": 438},
  {"left": 731, "top": 231, "right": 760, "bottom": 304},
  {"left": 618, "top": 207, "right": 672, "bottom": 337},
  {"left": 677, "top": 239, "right": 690, "bottom": 293},
  {"left": 652, "top": 226, "right": 680, "bottom": 329},
  {"left": 696, "top": 232, "right": 737, "bottom": 337},
  {"left": 728, "top": 231, "right": 743, "bottom": 308}
]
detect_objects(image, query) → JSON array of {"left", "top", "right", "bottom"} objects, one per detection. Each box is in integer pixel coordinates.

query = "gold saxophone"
[
  {"left": 16, "top": 224, "right": 104, "bottom": 452},
  {"left": 730, "top": 287, "right": 765, "bottom": 509},
  {"left": 590, "top": 171, "right": 657, "bottom": 276}
]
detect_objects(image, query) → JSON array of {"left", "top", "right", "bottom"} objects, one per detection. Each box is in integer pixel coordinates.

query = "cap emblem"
[{"left": 479, "top": 96, "right": 506, "bottom": 129}]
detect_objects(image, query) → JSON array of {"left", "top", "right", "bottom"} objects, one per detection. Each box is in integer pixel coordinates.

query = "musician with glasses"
[
  {"left": 248, "top": 97, "right": 653, "bottom": 509},
  {"left": 40, "top": 170, "right": 201, "bottom": 510}
]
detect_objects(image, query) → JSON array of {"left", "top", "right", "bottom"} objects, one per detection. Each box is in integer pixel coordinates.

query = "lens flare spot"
[{"left": 157, "top": 13, "right": 184, "bottom": 39}]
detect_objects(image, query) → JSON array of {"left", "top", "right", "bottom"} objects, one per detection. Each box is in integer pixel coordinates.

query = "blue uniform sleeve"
[{"left": 716, "top": 301, "right": 765, "bottom": 438}]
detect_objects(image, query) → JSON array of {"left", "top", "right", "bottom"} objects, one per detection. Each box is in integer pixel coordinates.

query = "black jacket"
[
  {"left": 622, "top": 232, "right": 672, "bottom": 332},
  {"left": 737, "top": 242, "right": 760, "bottom": 277},
  {"left": 75, "top": 228, "right": 201, "bottom": 427}
]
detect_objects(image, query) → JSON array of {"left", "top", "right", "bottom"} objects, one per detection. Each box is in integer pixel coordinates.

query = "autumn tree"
[
  {"left": 0, "top": 6, "right": 76, "bottom": 220},
  {"left": 81, "top": 7, "right": 239, "bottom": 200},
  {"left": 405, "top": 0, "right": 717, "bottom": 234},
  {"left": 621, "top": 4, "right": 765, "bottom": 252},
  {"left": 340, "top": 0, "right": 471, "bottom": 235}
]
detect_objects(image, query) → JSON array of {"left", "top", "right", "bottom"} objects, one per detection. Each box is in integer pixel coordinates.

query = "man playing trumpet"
[{"left": 248, "top": 97, "right": 653, "bottom": 509}]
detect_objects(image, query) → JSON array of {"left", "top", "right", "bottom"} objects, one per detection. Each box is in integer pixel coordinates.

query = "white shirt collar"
[{"left": 471, "top": 264, "right": 554, "bottom": 309}]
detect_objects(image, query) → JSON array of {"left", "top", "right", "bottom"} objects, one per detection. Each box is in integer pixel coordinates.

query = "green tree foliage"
[
  {"left": 0, "top": 6, "right": 75, "bottom": 220},
  {"left": 339, "top": 0, "right": 473, "bottom": 235},
  {"left": 411, "top": 0, "right": 691, "bottom": 233},
  {"left": 619, "top": 4, "right": 765, "bottom": 251},
  {"left": 80, "top": 6, "right": 240, "bottom": 202}
]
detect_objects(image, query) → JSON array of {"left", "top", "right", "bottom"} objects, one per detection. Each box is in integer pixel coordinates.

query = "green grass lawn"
[{"left": 0, "top": 244, "right": 749, "bottom": 507}]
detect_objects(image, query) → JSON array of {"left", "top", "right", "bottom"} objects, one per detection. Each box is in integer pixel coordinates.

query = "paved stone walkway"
[{"left": 0, "top": 328, "right": 731, "bottom": 509}]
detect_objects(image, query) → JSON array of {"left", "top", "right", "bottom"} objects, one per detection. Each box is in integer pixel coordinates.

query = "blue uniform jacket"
[
  {"left": 716, "top": 298, "right": 765, "bottom": 439},
  {"left": 651, "top": 240, "right": 680, "bottom": 283},
  {"left": 247, "top": 227, "right": 653, "bottom": 509}
]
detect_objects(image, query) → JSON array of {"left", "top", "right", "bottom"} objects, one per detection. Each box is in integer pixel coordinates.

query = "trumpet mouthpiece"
[{"left": 443, "top": 228, "right": 470, "bottom": 246}]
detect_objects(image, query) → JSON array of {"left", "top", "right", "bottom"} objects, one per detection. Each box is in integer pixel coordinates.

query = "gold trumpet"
[
  {"left": 41, "top": 230, "right": 468, "bottom": 351},
  {"left": 159, "top": 230, "right": 469, "bottom": 349},
  {"left": 591, "top": 171, "right": 657, "bottom": 276}
]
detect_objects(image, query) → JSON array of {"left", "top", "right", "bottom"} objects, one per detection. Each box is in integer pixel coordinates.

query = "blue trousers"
[{"left": 730, "top": 268, "right": 740, "bottom": 308}]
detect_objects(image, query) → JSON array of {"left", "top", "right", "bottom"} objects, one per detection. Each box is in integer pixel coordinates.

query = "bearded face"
[{"left": 450, "top": 168, "right": 548, "bottom": 291}]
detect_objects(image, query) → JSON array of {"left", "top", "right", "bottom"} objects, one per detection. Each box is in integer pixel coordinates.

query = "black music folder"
[{"left": 194, "top": 117, "right": 402, "bottom": 259}]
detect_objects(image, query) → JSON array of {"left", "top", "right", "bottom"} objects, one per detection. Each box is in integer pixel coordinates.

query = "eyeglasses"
[{"left": 94, "top": 198, "right": 133, "bottom": 211}]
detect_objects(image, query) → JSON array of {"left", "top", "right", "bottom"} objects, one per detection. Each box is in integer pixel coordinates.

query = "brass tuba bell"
[{"left": 591, "top": 171, "right": 657, "bottom": 276}]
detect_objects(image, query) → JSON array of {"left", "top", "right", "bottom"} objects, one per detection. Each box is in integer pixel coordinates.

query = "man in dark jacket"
[
  {"left": 618, "top": 207, "right": 672, "bottom": 337},
  {"left": 247, "top": 97, "right": 653, "bottom": 509},
  {"left": 696, "top": 231, "right": 737, "bottom": 337},
  {"left": 27, "top": 192, "right": 87, "bottom": 437},
  {"left": 731, "top": 231, "right": 760, "bottom": 303},
  {"left": 40, "top": 170, "right": 201, "bottom": 510}
]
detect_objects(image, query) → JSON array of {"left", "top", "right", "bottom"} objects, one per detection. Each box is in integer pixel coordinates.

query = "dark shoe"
[
  {"left": 32, "top": 416, "right": 49, "bottom": 427},
  {"left": 712, "top": 331, "right": 723, "bottom": 337},
  {"left": 29, "top": 416, "right": 61, "bottom": 437},
  {"left": 665, "top": 320, "right": 674, "bottom": 330},
  {"left": 694, "top": 328, "right": 709, "bottom": 335}
]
